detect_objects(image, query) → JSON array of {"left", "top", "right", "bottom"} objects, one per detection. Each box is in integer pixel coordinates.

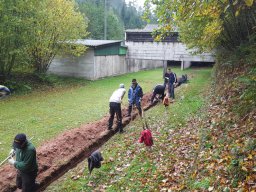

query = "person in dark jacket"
[
  {"left": 175, "top": 74, "right": 188, "bottom": 87},
  {"left": 166, "top": 68, "right": 177, "bottom": 101},
  {"left": 88, "top": 151, "right": 104, "bottom": 174},
  {"left": 150, "top": 82, "right": 168, "bottom": 104},
  {"left": 127, "top": 79, "right": 143, "bottom": 117},
  {"left": 8, "top": 134, "right": 38, "bottom": 192}
]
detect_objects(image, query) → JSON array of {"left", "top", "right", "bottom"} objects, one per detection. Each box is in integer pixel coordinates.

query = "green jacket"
[{"left": 14, "top": 141, "right": 38, "bottom": 173}]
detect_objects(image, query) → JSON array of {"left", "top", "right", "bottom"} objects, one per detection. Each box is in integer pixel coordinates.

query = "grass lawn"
[
  {"left": 45, "top": 68, "right": 212, "bottom": 191},
  {"left": 0, "top": 68, "right": 185, "bottom": 162}
]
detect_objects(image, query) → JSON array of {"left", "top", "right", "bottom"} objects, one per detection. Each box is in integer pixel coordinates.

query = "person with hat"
[
  {"left": 127, "top": 79, "right": 143, "bottom": 117},
  {"left": 8, "top": 133, "right": 38, "bottom": 192},
  {"left": 108, "top": 83, "right": 126, "bottom": 133}
]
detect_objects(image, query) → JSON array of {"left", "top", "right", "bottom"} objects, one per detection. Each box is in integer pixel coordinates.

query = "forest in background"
[
  {"left": 0, "top": 0, "right": 155, "bottom": 82},
  {"left": 77, "top": 0, "right": 155, "bottom": 40}
]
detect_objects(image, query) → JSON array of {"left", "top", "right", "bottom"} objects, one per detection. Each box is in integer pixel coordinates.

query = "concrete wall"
[
  {"left": 182, "top": 61, "right": 192, "bottom": 69},
  {"left": 126, "top": 59, "right": 163, "bottom": 73},
  {"left": 94, "top": 55, "right": 127, "bottom": 79},
  {"left": 93, "top": 56, "right": 162, "bottom": 79},
  {"left": 48, "top": 48, "right": 95, "bottom": 79},
  {"left": 49, "top": 48, "right": 163, "bottom": 80},
  {"left": 125, "top": 41, "right": 215, "bottom": 66}
]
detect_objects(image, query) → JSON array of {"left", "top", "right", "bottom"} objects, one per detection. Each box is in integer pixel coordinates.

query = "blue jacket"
[{"left": 128, "top": 84, "right": 143, "bottom": 104}]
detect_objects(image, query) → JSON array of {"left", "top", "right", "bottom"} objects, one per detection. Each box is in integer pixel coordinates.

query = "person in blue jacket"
[{"left": 127, "top": 79, "right": 143, "bottom": 117}]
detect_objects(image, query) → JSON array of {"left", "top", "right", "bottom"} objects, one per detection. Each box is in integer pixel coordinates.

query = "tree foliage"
[
  {"left": 29, "top": 0, "right": 89, "bottom": 73},
  {"left": 107, "top": 9, "right": 125, "bottom": 39},
  {"left": 0, "top": 0, "right": 88, "bottom": 79},
  {"left": 144, "top": 0, "right": 256, "bottom": 53},
  {"left": 120, "top": 1, "right": 146, "bottom": 29},
  {"left": 78, "top": 0, "right": 124, "bottom": 40},
  {"left": 0, "top": 0, "right": 37, "bottom": 81},
  {"left": 77, "top": 0, "right": 146, "bottom": 40}
]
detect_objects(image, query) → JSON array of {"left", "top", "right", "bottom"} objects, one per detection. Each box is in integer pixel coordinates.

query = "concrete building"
[
  {"left": 49, "top": 39, "right": 162, "bottom": 80},
  {"left": 125, "top": 24, "right": 215, "bottom": 71},
  {"left": 48, "top": 40, "right": 128, "bottom": 80},
  {"left": 49, "top": 25, "right": 215, "bottom": 80}
]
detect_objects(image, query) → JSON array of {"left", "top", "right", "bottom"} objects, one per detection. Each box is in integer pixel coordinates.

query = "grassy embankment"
[
  {"left": 190, "top": 50, "right": 256, "bottom": 191},
  {"left": 0, "top": 68, "right": 179, "bottom": 162},
  {"left": 45, "top": 68, "right": 212, "bottom": 191}
]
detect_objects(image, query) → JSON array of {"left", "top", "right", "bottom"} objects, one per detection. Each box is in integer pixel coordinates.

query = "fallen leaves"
[{"left": 47, "top": 68, "right": 255, "bottom": 191}]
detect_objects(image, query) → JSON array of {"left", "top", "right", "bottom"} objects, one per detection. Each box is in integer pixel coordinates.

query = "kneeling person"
[
  {"left": 151, "top": 84, "right": 166, "bottom": 104},
  {"left": 108, "top": 84, "right": 126, "bottom": 133}
]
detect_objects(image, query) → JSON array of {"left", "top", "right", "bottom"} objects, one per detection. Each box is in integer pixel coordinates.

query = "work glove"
[
  {"left": 9, "top": 149, "right": 15, "bottom": 156},
  {"left": 8, "top": 157, "right": 16, "bottom": 165}
]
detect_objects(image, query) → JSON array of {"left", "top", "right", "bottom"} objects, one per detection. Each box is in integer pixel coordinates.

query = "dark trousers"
[
  {"left": 16, "top": 170, "right": 38, "bottom": 192},
  {"left": 128, "top": 102, "right": 142, "bottom": 116},
  {"left": 108, "top": 102, "right": 122, "bottom": 130},
  {"left": 169, "top": 83, "right": 175, "bottom": 99}
]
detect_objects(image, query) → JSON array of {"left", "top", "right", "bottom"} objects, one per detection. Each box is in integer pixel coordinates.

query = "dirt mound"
[{"left": 0, "top": 93, "right": 156, "bottom": 192}]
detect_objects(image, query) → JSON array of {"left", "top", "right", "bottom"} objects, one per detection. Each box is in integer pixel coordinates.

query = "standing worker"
[
  {"left": 166, "top": 68, "right": 177, "bottom": 101},
  {"left": 8, "top": 134, "right": 38, "bottom": 192},
  {"left": 108, "top": 84, "right": 126, "bottom": 133},
  {"left": 127, "top": 79, "right": 143, "bottom": 117}
]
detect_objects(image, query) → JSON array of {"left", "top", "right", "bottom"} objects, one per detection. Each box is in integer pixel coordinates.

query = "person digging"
[
  {"left": 108, "top": 84, "right": 126, "bottom": 133},
  {"left": 127, "top": 79, "right": 143, "bottom": 117},
  {"left": 8, "top": 133, "right": 39, "bottom": 192},
  {"left": 150, "top": 77, "right": 169, "bottom": 104},
  {"left": 88, "top": 150, "right": 104, "bottom": 175}
]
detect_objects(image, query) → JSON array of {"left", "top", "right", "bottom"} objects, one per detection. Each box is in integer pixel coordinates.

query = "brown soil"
[{"left": 0, "top": 93, "right": 156, "bottom": 192}]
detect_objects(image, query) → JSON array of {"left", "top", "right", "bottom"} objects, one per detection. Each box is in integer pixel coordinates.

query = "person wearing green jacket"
[{"left": 8, "top": 133, "right": 38, "bottom": 192}]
